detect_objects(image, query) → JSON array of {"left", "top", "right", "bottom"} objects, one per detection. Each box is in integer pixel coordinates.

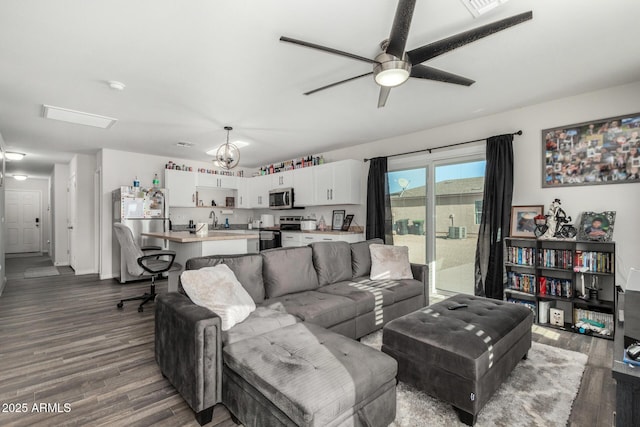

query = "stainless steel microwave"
[{"left": 269, "top": 187, "right": 294, "bottom": 209}]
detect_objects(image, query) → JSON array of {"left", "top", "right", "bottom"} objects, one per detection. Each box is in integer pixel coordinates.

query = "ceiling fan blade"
[
  {"left": 406, "top": 11, "right": 533, "bottom": 65},
  {"left": 377, "top": 87, "right": 391, "bottom": 108},
  {"left": 304, "top": 72, "right": 373, "bottom": 96},
  {"left": 280, "top": 36, "right": 377, "bottom": 64},
  {"left": 386, "top": 0, "right": 417, "bottom": 58},
  {"left": 410, "top": 64, "right": 475, "bottom": 86}
]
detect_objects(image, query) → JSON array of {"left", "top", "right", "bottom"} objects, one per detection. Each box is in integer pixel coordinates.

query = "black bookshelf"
[{"left": 504, "top": 237, "right": 616, "bottom": 340}]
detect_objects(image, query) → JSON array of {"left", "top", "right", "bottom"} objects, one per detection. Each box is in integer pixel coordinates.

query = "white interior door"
[
  {"left": 5, "top": 190, "right": 42, "bottom": 253},
  {"left": 68, "top": 174, "right": 77, "bottom": 270}
]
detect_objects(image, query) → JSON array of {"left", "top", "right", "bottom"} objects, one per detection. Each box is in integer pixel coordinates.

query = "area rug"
[
  {"left": 361, "top": 331, "right": 588, "bottom": 427},
  {"left": 23, "top": 266, "right": 60, "bottom": 278}
]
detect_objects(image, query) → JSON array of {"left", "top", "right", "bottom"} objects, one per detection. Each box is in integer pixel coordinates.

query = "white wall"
[
  {"left": 0, "top": 132, "right": 6, "bottom": 295},
  {"left": 51, "top": 163, "right": 69, "bottom": 266},
  {"left": 4, "top": 177, "right": 51, "bottom": 254},
  {"left": 100, "top": 148, "right": 251, "bottom": 279},
  {"left": 319, "top": 80, "right": 640, "bottom": 288},
  {"left": 69, "top": 154, "right": 96, "bottom": 275}
]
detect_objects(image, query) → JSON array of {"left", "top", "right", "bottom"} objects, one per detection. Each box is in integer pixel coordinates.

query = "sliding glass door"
[
  {"left": 388, "top": 150, "right": 485, "bottom": 297},
  {"left": 434, "top": 160, "right": 486, "bottom": 295},
  {"left": 387, "top": 168, "right": 427, "bottom": 265}
]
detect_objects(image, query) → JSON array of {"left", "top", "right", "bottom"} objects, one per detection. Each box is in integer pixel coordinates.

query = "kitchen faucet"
[{"left": 209, "top": 210, "right": 218, "bottom": 228}]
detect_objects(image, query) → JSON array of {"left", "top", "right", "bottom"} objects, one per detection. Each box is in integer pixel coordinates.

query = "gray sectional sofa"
[{"left": 155, "top": 239, "right": 428, "bottom": 426}]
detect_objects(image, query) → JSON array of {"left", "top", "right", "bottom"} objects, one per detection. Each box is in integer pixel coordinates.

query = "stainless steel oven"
[
  {"left": 269, "top": 187, "right": 294, "bottom": 209},
  {"left": 259, "top": 230, "right": 281, "bottom": 251}
]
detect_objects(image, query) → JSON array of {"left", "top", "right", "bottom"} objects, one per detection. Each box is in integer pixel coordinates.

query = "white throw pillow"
[
  {"left": 369, "top": 244, "right": 413, "bottom": 280},
  {"left": 181, "top": 264, "right": 256, "bottom": 331}
]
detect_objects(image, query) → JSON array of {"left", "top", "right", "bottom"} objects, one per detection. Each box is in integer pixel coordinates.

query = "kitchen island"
[{"left": 142, "top": 230, "right": 259, "bottom": 291}]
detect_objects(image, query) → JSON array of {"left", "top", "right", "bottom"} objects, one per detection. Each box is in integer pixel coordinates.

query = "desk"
[
  {"left": 142, "top": 230, "right": 259, "bottom": 291},
  {"left": 612, "top": 293, "right": 640, "bottom": 426}
]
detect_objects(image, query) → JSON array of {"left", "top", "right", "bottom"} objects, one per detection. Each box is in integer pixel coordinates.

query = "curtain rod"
[{"left": 363, "top": 130, "right": 522, "bottom": 162}]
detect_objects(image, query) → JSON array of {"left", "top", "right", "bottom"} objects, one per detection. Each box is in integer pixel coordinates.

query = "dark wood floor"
[{"left": 0, "top": 256, "right": 616, "bottom": 426}]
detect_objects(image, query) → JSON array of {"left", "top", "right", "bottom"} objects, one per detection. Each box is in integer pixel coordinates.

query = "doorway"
[
  {"left": 433, "top": 160, "right": 486, "bottom": 295},
  {"left": 388, "top": 148, "right": 486, "bottom": 297},
  {"left": 5, "top": 190, "right": 42, "bottom": 254}
]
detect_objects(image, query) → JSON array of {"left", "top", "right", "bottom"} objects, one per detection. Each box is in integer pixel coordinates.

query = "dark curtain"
[
  {"left": 366, "top": 157, "right": 393, "bottom": 244},
  {"left": 474, "top": 134, "right": 514, "bottom": 299}
]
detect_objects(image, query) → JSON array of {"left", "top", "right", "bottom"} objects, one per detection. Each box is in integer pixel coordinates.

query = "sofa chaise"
[{"left": 155, "top": 239, "right": 428, "bottom": 426}]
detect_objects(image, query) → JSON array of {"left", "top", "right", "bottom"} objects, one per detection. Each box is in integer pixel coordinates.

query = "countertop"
[
  {"left": 263, "top": 226, "right": 364, "bottom": 235},
  {"left": 142, "top": 230, "right": 259, "bottom": 243}
]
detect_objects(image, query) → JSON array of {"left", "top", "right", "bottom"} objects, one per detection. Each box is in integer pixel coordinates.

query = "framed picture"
[
  {"left": 577, "top": 211, "right": 616, "bottom": 242},
  {"left": 510, "top": 205, "right": 544, "bottom": 238},
  {"left": 542, "top": 112, "right": 640, "bottom": 187},
  {"left": 332, "top": 210, "right": 346, "bottom": 231},
  {"left": 341, "top": 214, "right": 354, "bottom": 231}
]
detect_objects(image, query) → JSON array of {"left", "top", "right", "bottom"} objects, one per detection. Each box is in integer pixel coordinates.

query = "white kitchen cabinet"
[
  {"left": 293, "top": 167, "right": 315, "bottom": 207},
  {"left": 281, "top": 232, "right": 302, "bottom": 247},
  {"left": 197, "top": 173, "right": 237, "bottom": 189},
  {"left": 251, "top": 175, "right": 271, "bottom": 208},
  {"left": 236, "top": 177, "right": 252, "bottom": 209},
  {"left": 271, "top": 170, "right": 294, "bottom": 189},
  {"left": 313, "top": 159, "right": 362, "bottom": 205},
  {"left": 165, "top": 169, "right": 197, "bottom": 207}
]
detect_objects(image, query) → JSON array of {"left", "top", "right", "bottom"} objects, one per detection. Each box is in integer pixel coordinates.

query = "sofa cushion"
[
  {"left": 310, "top": 241, "right": 353, "bottom": 286},
  {"left": 223, "top": 322, "right": 398, "bottom": 427},
  {"left": 355, "top": 277, "right": 424, "bottom": 302},
  {"left": 369, "top": 244, "right": 413, "bottom": 280},
  {"left": 350, "top": 238, "right": 383, "bottom": 278},
  {"left": 262, "top": 247, "right": 319, "bottom": 298},
  {"left": 222, "top": 307, "right": 298, "bottom": 346},
  {"left": 181, "top": 264, "right": 256, "bottom": 331},
  {"left": 317, "top": 280, "right": 395, "bottom": 315},
  {"left": 262, "top": 291, "right": 356, "bottom": 328},
  {"left": 185, "top": 253, "right": 265, "bottom": 303}
]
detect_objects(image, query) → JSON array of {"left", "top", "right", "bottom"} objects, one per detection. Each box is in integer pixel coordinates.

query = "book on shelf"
[{"left": 574, "top": 250, "right": 614, "bottom": 274}]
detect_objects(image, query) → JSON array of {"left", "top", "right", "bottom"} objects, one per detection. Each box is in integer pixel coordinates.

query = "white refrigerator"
[{"left": 112, "top": 186, "right": 169, "bottom": 283}]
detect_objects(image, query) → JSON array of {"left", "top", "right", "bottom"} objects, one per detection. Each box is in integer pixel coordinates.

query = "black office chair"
[{"left": 113, "top": 223, "right": 182, "bottom": 312}]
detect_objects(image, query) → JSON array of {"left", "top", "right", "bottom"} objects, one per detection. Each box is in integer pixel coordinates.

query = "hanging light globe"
[{"left": 215, "top": 126, "right": 240, "bottom": 170}]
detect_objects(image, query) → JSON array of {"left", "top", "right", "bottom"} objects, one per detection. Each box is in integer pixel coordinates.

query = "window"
[{"left": 474, "top": 200, "right": 483, "bottom": 224}]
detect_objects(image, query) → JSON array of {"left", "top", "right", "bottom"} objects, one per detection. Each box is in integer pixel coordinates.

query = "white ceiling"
[{"left": 1, "top": 0, "right": 639, "bottom": 178}]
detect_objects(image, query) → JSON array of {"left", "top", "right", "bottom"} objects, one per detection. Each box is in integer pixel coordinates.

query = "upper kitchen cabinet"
[
  {"left": 165, "top": 169, "right": 197, "bottom": 207},
  {"left": 313, "top": 159, "right": 362, "bottom": 205},
  {"left": 236, "top": 177, "right": 251, "bottom": 209},
  {"left": 271, "top": 170, "right": 294, "bottom": 189},
  {"left": 197, "top": 173, "right": 237, "bottom": 189},
  {"left": 238, "top": 175, "right": 272, "bottom": 209},
  {"left": 293, "top": 167, "right": 314, "bottom": 207}
]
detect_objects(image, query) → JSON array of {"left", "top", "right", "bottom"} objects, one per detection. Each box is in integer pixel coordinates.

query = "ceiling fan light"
[
  {"left": 373, "top": 53, "right": 411, "bottom": 87},
  {"left": 375, "top": 67, "right": 410, "bottom": 87}
]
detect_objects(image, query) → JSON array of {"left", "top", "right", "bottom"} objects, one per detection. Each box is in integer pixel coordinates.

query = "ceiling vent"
[
  {"left": 42, "top": 105, "right": 117, "bottom": 129},
  {"left": 176, "top": 141, "right": 195, "bottom": 148},
  {"left": 460, "top": 0, "right": 510, "bottom": 18}
]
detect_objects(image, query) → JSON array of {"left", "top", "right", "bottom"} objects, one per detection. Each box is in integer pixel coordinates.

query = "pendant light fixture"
[{"left": 215, "top": 126, "right": 240, "bottom": 170}]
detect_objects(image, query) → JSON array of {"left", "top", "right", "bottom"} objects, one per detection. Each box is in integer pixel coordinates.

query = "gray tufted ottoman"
[
  {"left": 382, "top": 294, "right": 533, "bottom": 426},
  {"left": 222, "top": 322, "right": 398, "bottom": 427}
]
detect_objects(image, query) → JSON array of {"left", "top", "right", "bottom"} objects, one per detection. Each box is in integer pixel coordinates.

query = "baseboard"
[
  {"left": 100, "top": 273, "right": 114, "bottom": 280},
  {"left": 73, "top": 269, "right": 97, "bottom": 276},
  {"left": 54, "top": 261, "right": 69, "bottom": 267}
]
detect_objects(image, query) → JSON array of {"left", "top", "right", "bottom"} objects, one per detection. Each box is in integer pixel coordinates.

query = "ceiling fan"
[{"left": 280, "top": 0, "right": 532, "bottom": 107}]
